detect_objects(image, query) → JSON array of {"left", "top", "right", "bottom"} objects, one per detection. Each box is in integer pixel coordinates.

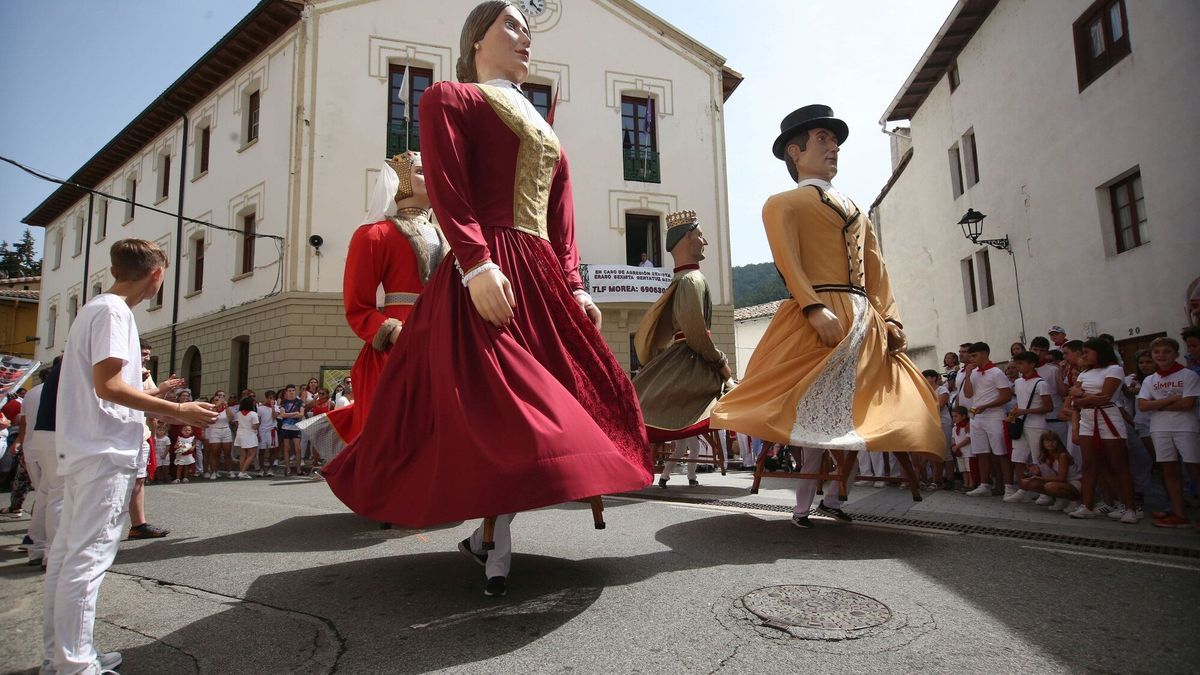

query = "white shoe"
[
  {"left": 966, "top": 484, "right": 992, "bottom": 497},
  {"left": 1048, "top": 498, "right": 1068, "bottom": 511},
  {"left": 1035, "top": 494, "right": 1055, "bottom": 506},
  {"left": 170, "top": 479, "right": 180, "bottom": 484},
  {"left": 1093, "top": 502, "right": 1115, "bottom": 516},
  {"left": 1062, "top": 500, "right": 1079, "bottom": 514},
  {"left": 208, "top": 472, "right": 218, "bottom": 480},
  {"left": 1002, "top": 489, "right": 1026, "bottom": 503},
  {"left": 98, "top": 651, "right": 123, "bottom": 671},
  {"left": 1069, "top": 505, "right": 1098, "bottom": 519},
  {"left": 1119, "top": 509, "right": 1139, "bottom": 524},
  {"left": 853, "top": 479, "right": 872, "bottom": 487},
  {"left": 873, "top": 481, "right": 886, "bottom": 488}
]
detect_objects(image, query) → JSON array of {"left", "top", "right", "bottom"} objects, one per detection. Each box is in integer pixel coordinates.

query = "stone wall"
[{"left": 142, "top": 291, "right": 360, "bottom": 396}]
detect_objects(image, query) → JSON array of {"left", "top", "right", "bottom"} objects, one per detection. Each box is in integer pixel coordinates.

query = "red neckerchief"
[
  {"left": 954, "top": 420, "right": 969, "bottom": 433},
  {"left": 977, "top": 362, "right": 996, "bottom": 372},
  {"left": 1157, "top": 363, "right": 1185, "bottom": 377},
  {"left": 673, "top": 264, "right": 700, "bottom": 273}
]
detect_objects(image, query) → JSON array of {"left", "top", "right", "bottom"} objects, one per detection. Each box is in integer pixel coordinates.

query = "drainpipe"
[
  {"left": 169, "top": 113, "right": 189, "bottom": 374},
  {"left": 81, "top": 192, "right": 94, "bottom": 299}
]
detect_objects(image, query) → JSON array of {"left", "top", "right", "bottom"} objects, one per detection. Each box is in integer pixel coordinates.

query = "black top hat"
[{"left": 772, "top": 104, "right": 849, "bottom": 159}]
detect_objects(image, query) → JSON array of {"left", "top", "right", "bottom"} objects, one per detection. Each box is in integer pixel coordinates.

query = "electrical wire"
[{"left": 1, "top": 153, "right": 288, "bottom": 298}]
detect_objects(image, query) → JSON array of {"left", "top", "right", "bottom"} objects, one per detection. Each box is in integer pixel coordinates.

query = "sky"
[{"left": 0, "top": 0, "right": 958, "bottom": 267}]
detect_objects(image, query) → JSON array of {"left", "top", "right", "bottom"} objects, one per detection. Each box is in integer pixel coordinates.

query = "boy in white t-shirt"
[
  {"left": 1006, "top": 352, "right": 1054, "bottom": 503},
  {"left": 950, "top": 406, "right": 974, "bottom": 490},
  {"left": 963, "top": 342, "right": 1015, "bottom": 497},
  {"left": 1137, "top": 337, "right": 1200, "bottom": 529},
  {"left": 257, "top": 390, "right": 279, "bottom": 478},
  {"left": 44, "top": 240, "right": 217, "bottom": 675}
]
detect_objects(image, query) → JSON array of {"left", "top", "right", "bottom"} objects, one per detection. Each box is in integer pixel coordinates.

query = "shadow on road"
[{"left": 115, "top": 512, "right": 463, "bottom": 565}]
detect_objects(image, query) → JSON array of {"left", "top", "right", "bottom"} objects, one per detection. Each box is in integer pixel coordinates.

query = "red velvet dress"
[
  {"left": 323, "top": 81, "right": 652, "bottom": 526},
  {"left": 324, "top": 217, "right": 425, "bottom": 443}
]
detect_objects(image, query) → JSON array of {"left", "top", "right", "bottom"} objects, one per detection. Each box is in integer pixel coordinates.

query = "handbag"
[{"left": 1008, "top": 378, "right": 1042, "bottom": 440}]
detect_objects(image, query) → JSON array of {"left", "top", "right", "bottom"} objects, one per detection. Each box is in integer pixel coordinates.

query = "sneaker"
[
  {"left": 1119, "top": 510, "right": 1140, "bottom": 524},
  {"left": 1152, "top": 514, "right": 1192, "bottom": 529},
  {"left": 98, "top": 651, "right": 122, "bottom": 672},
  {"left": 170, "top": 479, "right": 180, "bottom": 484},
  {"left": 182, "top": 478, "right": 189, "bottom": 483},
  {"left": 657, "top": 477, "right": 668, "bottom": 489},
  {"left": 791, "top": 514, "right": 814, "bottom": 529},
  {"left": 1109, "top": 506, "right": 1143, "bottom": 520},
  {"left": 1048, "top": 498, "right": 1068, "bottom": 511},
  {"left": 1002, "top": 489, "right": 1024, "bottom": 503},
  {"left": 457, "top": 538, "right": 487, "bottom": 567},
  {"left": 1093, "top": 503, "right": 1115, "bottom": 516},
  {"left": 484, "top": 576, "right": 507, "bottom": 597},
  {"left": 128, "top": 523, "right": 170, "bottom": 539},
  {"left": 208, "top": 473, "right": 218, "bottom": 481},
  {"left": 872, "top": 481, "right": 886, "bottom": 488},
  {"left": 240, "top": 472, "right": 254, "bottom": 479},
  {"left": 1068, "top": 505, "right": 1098, "bottom": 519},
  {"left": 966, "top": 484, "right": 993, "bottom": 497},
  {"left": 816, "top": 504, "right": 853, "bottom": 522},
  {"left": 688, "top": 479, "right": 700, "bottom": 486},
  {"left": 1062, "top": 500, "right": 1080, "bottom": 514},
  {"left": 266, "top": 470, "right": 276, "bottom": 478},
  {"left": 1035, "top": 494, "right": 1055, "bottom": 506}
]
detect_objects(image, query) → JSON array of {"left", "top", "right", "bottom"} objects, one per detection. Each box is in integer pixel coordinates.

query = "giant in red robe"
[
  {"left": 323, "top": 81, "right": 652, "bottom": 526},
  {"left": 325, "top": 208, "right": 445, "bottom": 444}
]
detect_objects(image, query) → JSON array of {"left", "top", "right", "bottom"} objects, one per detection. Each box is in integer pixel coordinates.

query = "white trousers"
[
  {"left": 43, "top": 454, "right": 135, "bottom": 675},
  {"left": 660, "top": 436, "right": 701, "bottom": 480},
  {"left": 27, "top": 433, "right": 61, "bottom": 562},
  {"left": 856, "top": 451, "right": 900, "bottom": 479},
  {"left": 793, "top": 447, "right": 858, "bottom": 516},
  {"left": 468, "top": 513, "right": 514, "bottom": 579}
]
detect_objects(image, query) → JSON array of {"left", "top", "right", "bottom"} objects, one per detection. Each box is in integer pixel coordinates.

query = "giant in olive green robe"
[{"left": 632, "top": 267, "right": 726, "bottom": 433}]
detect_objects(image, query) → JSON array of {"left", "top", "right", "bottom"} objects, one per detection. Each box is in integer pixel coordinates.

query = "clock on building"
[{"left": 517, "top": 0, "right": 561, "bottom": 32}]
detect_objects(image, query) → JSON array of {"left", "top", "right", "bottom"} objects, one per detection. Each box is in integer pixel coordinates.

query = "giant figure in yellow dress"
[{"left": 711, "top": 105, "right": 942, "bottom": 526}]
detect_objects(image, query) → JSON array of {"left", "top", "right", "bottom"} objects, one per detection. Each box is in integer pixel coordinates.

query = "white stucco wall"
[
  {"left": 875, "top": 0, "right": 1200, "bottom": 371},
  {"left": 35, "top": 0, "right": 736, "bottom": 365}
]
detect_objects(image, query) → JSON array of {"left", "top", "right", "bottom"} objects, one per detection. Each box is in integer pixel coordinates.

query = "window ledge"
[
  {"left": 191, "top": 170, "right": 208, "bottom": 183},
  {"left": 238, "top": 138, "right": 259, "bottom": 154},
  {"left": 184, "top": 289, "right": 202, "bottom": 299},
  {"left": 147, "top": 304, "right": 162, "bottom": 312},
  {"left": 231, "top": 271, "right": 253, "bottom": 282},
  {"left": 122, "top": 217, "right": 134, "bottom": 226},
  {"left": 154, "top": 195, "right": 168, "bottom": 206}
]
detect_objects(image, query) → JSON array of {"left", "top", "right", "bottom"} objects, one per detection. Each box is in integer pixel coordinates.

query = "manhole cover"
[{"left": 741, "top": 585, "right": 891, "bottom": 630}]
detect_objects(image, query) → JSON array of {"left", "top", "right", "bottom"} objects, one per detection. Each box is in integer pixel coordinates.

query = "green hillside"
[{"left": 732, "top": 262, "right": 789, "bottom": 308}]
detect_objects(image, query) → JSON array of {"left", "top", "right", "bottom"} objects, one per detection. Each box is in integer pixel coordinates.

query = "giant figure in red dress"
[
  {"left": 322, "top": 1, "right": 652, "bottom": 596},
  {"left": 321, "top": 151, "right": 447, "bottom": 447}
]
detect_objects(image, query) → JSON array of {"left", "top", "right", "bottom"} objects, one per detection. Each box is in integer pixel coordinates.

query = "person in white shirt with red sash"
[
  {"left": 963, "top": 342, "right": 1015, "bottom": 497},
  {"left": 1137, "top": 336, "right": 1200, "bottom": 529},
  {"left": 1006, "top": 351, "right": 1054, "bottom": 504},
  {"left": 1068, "top": 338, "right": 1139, "bottom": 522}
]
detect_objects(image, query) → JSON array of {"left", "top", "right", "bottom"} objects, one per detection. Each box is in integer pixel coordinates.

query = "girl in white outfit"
[{"left": 1068, "top": 339, "right": 1138, "bottom": 522}]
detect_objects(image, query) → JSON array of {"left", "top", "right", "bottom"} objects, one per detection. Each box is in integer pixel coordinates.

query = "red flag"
[{"left": 547, "top": 84, "right": 561, "bottom": 126}]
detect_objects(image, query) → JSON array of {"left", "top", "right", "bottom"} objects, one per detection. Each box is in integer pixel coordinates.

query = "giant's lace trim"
[{"left": 788, "top": 294, "right": 868, "bottom": 451}]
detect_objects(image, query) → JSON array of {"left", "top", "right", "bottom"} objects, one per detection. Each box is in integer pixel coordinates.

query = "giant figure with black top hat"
[
  {"left": 632, "top": 209, "right": 731, "bottom": 487},
  {"left": 710, "top": 105, "right": 943, "bottom": 528}
]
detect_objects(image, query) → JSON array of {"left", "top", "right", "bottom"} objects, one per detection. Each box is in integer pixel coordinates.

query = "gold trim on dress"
[{"left": 474, "top": 84, "right": 559, "bottom": 242}]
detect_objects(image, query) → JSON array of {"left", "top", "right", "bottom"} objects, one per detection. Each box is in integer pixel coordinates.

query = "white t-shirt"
[
  {"left": 1036, "top": 363, "right": 1063, "bottom": 419},
  {"left": 952, "top": 424, "right": 971, "bottom": 454},
  {"left": 1077, "top": 365, "right": 1125, "bottom": 401},
  {"left": 1013, "top": 376, "right": 1050, "bottom": 428},
  {"left": 55, "top": 293, "right": 145, "bottom": 474},
  {"left": 968, "top": 365, "right": 1011, "bottom": 419},
  {"left": 235, "top": 410, "right": 260, "bottom": 448},
  {"left": 257, "top": 403, "right": 276, "bottom": 430},
  {"left": 21, "top": 383, "right": 48, "bottom": 453},
  {"left": 334, "top": 394, "right": 350, "bottom": 409},
  {"left": 1138, "top": 367, "right": 1200, "bottom": 434},
  {"left": 953, "top": 368, "right": 972, "bottom": 409},
  {"left": 935, "top": 384, "right": 951, "bottom": 425}
]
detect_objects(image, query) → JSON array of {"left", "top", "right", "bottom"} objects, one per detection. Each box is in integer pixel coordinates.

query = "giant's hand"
[
  {"left": 886, "top": 323, "right": 908, "bottom": 356},
  {"left": 467, "top": 268, "right": 516, "bottom": 327},
  {"left": 574, "top": 292, "right": 602, "bottom": 329},
  {"left": 807, "top": 307, "right": 845, "bottom": 348}
]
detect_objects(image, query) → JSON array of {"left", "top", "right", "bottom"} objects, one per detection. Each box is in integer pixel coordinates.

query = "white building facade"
[
  {"left": 27, "top": 0, "right": 740, "bottom": 395},
  {"left": 870, "top": 0, "right": 1200, "bottom": 370}
]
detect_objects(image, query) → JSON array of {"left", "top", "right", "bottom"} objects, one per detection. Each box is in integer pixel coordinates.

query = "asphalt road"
[{"left": 2, "top": 478, "right": 1198, "bottom": 674}]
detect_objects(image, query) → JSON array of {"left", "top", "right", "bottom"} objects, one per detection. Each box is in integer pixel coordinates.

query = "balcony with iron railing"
[
  {"left": 623, "top": 147, "right": 660, "bottom": 183},
  {"left": 387, "top": 120, "right": 420, "bottom": 156}
]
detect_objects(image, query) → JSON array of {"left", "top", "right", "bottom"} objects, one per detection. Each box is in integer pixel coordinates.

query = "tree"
[{"left": 0, "top": 229, "right": 43, "bottom": 279}]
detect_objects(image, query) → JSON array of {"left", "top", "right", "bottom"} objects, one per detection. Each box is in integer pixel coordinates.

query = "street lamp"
[
  {"left": 956, "top": 209, "right": 1025, "bottom": 343},
  {"left": 957, "top": 209, "right": 1010, "bottom": 251}
]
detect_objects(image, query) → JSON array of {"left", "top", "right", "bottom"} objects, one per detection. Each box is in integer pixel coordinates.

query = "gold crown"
[{"left": 665, "top": 210, "right": 697, "bottom": 228}]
